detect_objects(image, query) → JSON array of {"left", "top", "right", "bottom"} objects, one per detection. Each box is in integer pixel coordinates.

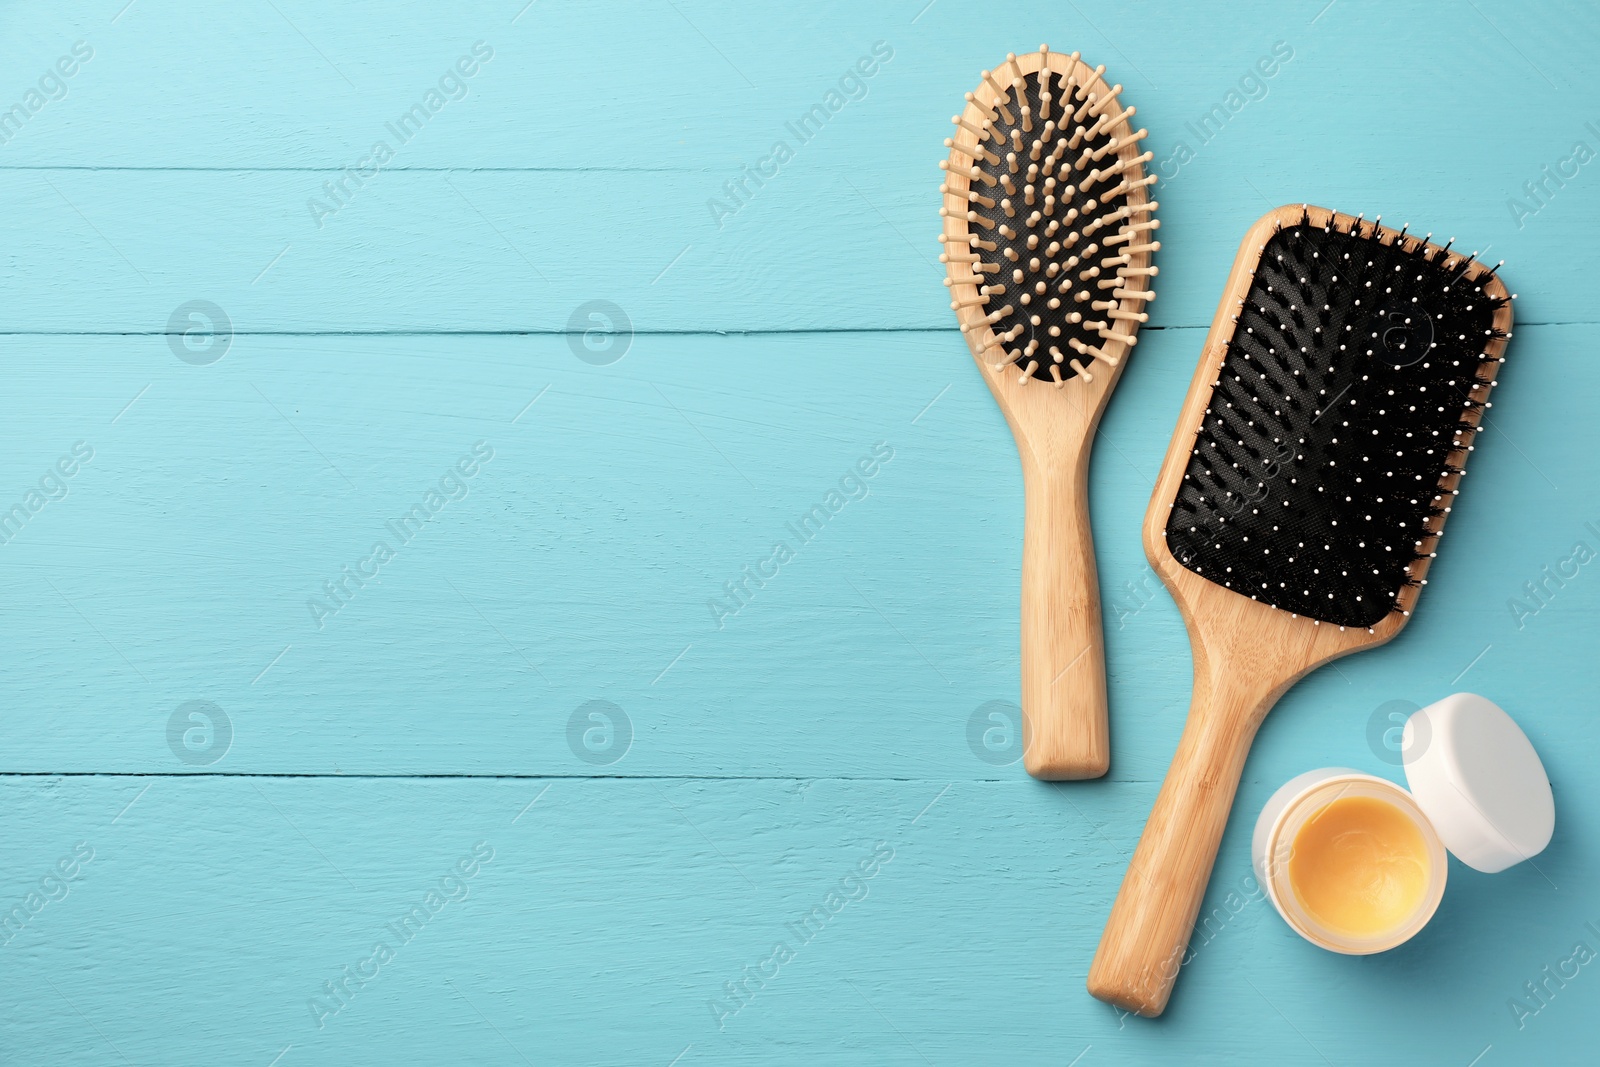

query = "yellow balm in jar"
[
  {"left": 1287, "top": 795, "right": 1431, "bottom": 940},
  {"left": 1252, "top": 694, "right": 1555, "bottom": 955},
  {"left": 1257, "top": 773, "right": 1446, "bottom": 953}
]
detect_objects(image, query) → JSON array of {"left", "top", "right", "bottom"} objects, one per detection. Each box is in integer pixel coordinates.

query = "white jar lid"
[{"left": 1401, "top": 693, "right": 1554, "bottom": 873}]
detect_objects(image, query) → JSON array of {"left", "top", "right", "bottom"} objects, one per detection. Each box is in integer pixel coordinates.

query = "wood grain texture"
[
  {"left": 2, "top": 775, "right": 1597, "bottom": 1066},
  {"left": 0, "top": 3, "right": 1595, "bottom": 333},
  {"left": 1, "top": 0, "right": 1598, "bottom": 1062},
  {"left": 1089, "top": 207, "right": 1513, "bottom": 1015},
  {"left": 943, "top": 46, "right": 1158, "bottom": 778}
]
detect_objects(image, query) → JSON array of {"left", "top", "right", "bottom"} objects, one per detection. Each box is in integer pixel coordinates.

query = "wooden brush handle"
[
  {"left": 1019, "top": 459, "right": 1109, "bottom": 779},
  {"left": 1086, "top": 667, "right": 1277, "bottom": 1014}
]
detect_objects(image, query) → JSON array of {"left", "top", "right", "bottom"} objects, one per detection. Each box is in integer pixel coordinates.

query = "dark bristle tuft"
[{"left": 1165, "top": 220, "right": 1507, "bottom": 627}]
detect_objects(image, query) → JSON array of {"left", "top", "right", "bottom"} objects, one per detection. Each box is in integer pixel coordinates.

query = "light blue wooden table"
[{"left": 2, "top": 1, "right": 1597, "bottom": 1063}]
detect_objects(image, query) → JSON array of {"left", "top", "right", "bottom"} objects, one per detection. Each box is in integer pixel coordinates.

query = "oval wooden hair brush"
[
  {"left": 939, "top": 45, "right": 1158, "bottom": 779},
  {"left": 1088, "top": 204, "right": 1514, "bottom": 1015}
]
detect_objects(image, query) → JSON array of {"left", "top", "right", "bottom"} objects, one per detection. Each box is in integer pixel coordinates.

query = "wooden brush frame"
[
  {"left": 941, "top": 47, "right": 1156, "bottom": 780},
  {"left": 1086, "top": 204, "right": 1513, "bottom": 1016}
]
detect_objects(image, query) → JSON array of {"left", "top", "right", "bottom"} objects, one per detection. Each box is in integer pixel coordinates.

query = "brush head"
[
  {"left": 1161, "top": 207, "right": 1513, "bottom": 629},
  {"left": 941, "top": 46, "right": 1158, "bottom": 390}
]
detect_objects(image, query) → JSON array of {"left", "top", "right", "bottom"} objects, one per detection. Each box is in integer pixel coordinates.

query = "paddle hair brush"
[
  {"left": 940, "top": 45, "right": 1158, "bottom": 779},
  {"left": 1087, "top": 204, "right": 1513, "bottom": 1015}
]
